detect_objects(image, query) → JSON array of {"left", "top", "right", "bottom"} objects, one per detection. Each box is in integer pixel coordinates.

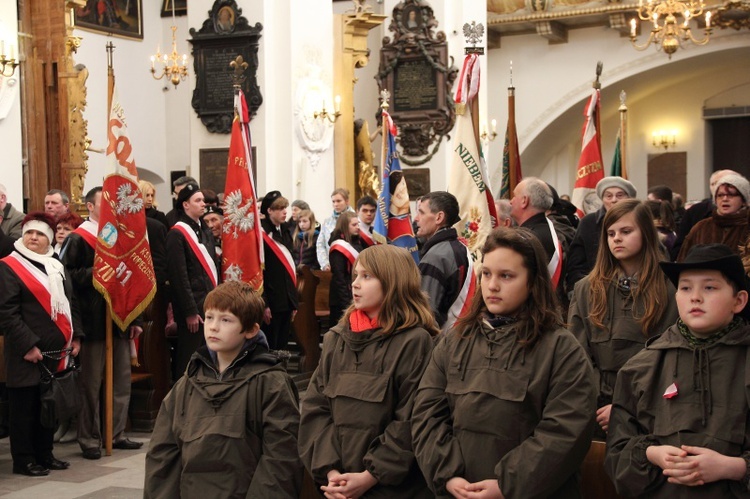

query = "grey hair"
[
  {"left": 0, "top": 183, "right": 6, "bottom": 196},
  {"left": 495, "top": 199, "right": 512, "bottom": 222},
  {"left": 46, "top": 189, "right": 70, "bottom": 204},
  {"left": 521, "top": 177, "right": 553, "bottom": 211}
]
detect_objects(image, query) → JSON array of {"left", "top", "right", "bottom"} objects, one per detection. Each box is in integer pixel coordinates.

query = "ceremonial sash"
[
  {"left": 263, "top": 230, "right": 297, "bottom": 286},
  {"left": 445, "top": 244, "right": 475, "bottom": 331},
  {"left": 74, "top": 219, "right": 98, "bottom": 249},
  {"left": 173, "top": 222, "right": 218, "bottom": 288},
  {"left": 330, "top": 239, "right": 360, "bottom": 266},
  {"left": 545, "top": 217, "right": 564, "bottom": 290},
  {"left": 2, "top": 252, "right": 73, "bottom": 371},
  {"left": 359, "top": 228, "right": 375, "bottom": 247}
]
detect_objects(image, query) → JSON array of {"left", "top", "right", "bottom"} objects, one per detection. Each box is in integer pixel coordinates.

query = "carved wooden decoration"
[
  {"left": 189, "top": 0, "right": 263, "bottom": 134},
  {"left": 377, "top": 0, "right": 457, "bottom": 166}
]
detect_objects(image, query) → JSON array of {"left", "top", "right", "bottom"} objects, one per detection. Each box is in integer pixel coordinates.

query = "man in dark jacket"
[
  {"left": 62, "top": 187, "right": 143, "bottom": 460},
  {"left": 416, "top": 191, "right": 470, "bottom": 331},
  {"left": 260, "top": 191, "right": 298, "bottom": 350},
  {"left": 510, "top": 177, "right": 557, "bottom": 262},
  {"left": 166, "top": 182, "right": 219, "bottom": 377}
]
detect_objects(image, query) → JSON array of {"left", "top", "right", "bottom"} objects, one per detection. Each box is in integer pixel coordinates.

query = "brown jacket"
[
  {"left": 606, "top": 322, "right": 750, "bottom": 498},
  {"left": 569, "top": 276, "right": 678, "bottom": 406},
  {"left": 298, "top": 323, "right": 434, "bottom": 498},
  {"left": 144, "top": 339, "right": 302, "bottom": 499},
  {"left": 677, "top": 208, "right": 750, "bottom": 261},
  {"left": 411, "top": 321, "right": 596, "bottom": 498}
]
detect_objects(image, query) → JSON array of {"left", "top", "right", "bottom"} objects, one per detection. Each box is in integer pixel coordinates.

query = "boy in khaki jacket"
[
  {"left": 144, "top": 281, "right": 302, "bottom": 498},
  {"left": 606, "top": 244, "right": 750, "bottom": 498}
]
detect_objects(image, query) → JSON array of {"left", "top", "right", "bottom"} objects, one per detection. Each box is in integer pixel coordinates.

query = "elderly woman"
[
  {"left": 0, "top": 212, "right": 83, "bottom": 477},
  {"left": 678, "top": 173, "right": 750, "bottom": 261}
]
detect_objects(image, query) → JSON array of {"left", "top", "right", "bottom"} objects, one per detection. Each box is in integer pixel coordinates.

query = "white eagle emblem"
[
  {"left": 116, "top": 183, "right": 144, "bottom": 215},
  {"left": 224, "top": 264, "right": 244, "bottom": 282},
  {"left": 223, "top": 189, "right": 255, "bottom": 239}
]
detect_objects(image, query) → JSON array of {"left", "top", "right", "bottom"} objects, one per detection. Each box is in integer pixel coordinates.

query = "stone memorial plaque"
[
  {"left": 190, "top": 0, "right": 263, "bottom": 134},
  {"left": 393, "top": 58, "right": 438, "bottom": 113},
  {"left": 402, "top": 168, "right": 430, "bottom": 199},
  {"left": 199, "top": 147, "right": 257, "bottom": 196}
]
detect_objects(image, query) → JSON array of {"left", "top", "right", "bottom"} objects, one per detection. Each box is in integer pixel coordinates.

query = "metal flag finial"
[
  {"left": 230, "top": 56, "right": 249, "bottom": 88},
  {"left": 380, "top": 88, "right": 391, "bottom": 110}
]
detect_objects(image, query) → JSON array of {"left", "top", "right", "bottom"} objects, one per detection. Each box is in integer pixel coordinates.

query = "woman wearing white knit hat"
[{"left": 0, "top": 212, "right": 84, "bottom": 476}]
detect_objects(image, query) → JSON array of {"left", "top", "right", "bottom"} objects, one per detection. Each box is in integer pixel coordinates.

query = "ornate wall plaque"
[
  {"left": 189, "top": 0, "right": 262, "bottom": 134},
  {"left": 199, "top": 146, "right": 257, "bottom": 196},
  {"left": 377, "top": 0, "right": 457, "bottom": 166},
  {"left": 402, "top": 168, "right": 430, "bottom": 199}
]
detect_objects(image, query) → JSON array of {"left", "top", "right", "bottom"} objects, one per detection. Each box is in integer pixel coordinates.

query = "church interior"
[{"left": 0, "top": 0, "right": 749, "bottom": 220}]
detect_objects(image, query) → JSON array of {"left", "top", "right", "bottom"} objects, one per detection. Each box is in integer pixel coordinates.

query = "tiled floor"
[{"left": 0, "top": 433, "right": 149, "bottom": 498}]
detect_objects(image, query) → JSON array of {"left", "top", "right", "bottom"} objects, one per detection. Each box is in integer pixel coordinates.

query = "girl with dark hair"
[
  {"left": 327, "top": 211, "right": 362, "bottom": 325},
  {"left": 299, "top": 245, "right": 438, "bottom": 498},
  {"left": 569, "top": 199, "right": 678, "bottom": 438},
  {"left": 412, "top": 227, "right": 596, "bottom": 498}
]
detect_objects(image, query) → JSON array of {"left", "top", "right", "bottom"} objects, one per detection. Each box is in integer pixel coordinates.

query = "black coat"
[
  {"left": 146, "top": 217, "right": 169, "bottom": 287},
  {"left": 262, "top": 219, "right": 298, "bottom": 313},
  {"left": 328, "top": 234, "right": 363, "bottom": 326},
  {"left": 0, "top": 227, "right": 14, "bottom": 258},
  {"left": 293, "top": 229, "right": 320, "bottom": 269},
  {"left": 565, "top": 207, "right": 605, "bottom": 293},
  {"left": 520, "top": 212, "right": 557, "bottom": 263},
  {"left": 146, "top": 207, "right": 170, "bottom": 230},
  {"left": 166, "top": 213, "right": 219, "bottom": 322},
  {"left": 0, "top": 253, "right": 84, "bottom": 387},
  {"left": 670, "top": 198, "right": 713, "bottom": 261}
]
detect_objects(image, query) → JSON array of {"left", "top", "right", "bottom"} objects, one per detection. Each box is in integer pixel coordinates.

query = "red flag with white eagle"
[
  {"left": 571, "top": 88, "right": 605, "bottom": 217},
  {"left": 221, "top": 89, "right": 264, "bottom": 291},
  {"left": 93, "top": 87, "right": 156, "bottom": 331}
]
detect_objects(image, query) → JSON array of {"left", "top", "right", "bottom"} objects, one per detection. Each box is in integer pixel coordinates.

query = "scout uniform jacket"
[
  {"left": 298, "top": 323, "right": 434, "bottom": 498},
  {"left": 411, "top": 321, "right": 596, "bottom": 498},
  {"left": 606, "top": 322, "right": 750, "bottom": 498}
]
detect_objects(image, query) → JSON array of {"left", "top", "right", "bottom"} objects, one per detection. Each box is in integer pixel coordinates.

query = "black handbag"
[{"left": 38, "top": 349, "right": 81, "bottom": 429}]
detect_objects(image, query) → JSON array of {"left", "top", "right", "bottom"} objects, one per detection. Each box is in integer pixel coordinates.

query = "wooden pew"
[
  {"left": 291, "top": 265, "right": 322, "bottom": 373},
  {"left": 128, "top": 288, "right": 171, "bottom": 431},
  {"left": 313, "top": 269, "right": 332, "bottom": 330},
  {"left": 581, "top": 440, "right": 621, "bottom": 498}
]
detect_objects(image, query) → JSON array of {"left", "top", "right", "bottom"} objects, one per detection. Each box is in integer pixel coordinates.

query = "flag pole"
[
  {"left": 593, "top": 61, "right": 603, "bottom": 167},
  {"left": 619, "top": 90, "right": 628, "bottom": 179},
  {"left": 104, "top": 41, "right": 115, "bottom": 458},
  {"left": 507, "top": 62, "right": 519, "bottom": 195}
]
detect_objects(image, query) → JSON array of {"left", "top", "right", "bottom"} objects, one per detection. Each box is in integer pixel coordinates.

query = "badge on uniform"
[{"left": 663, "top": 382, "right": 678, "bottom": 399}]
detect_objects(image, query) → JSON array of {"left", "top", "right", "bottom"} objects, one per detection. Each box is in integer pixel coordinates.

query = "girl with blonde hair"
[
  {"left": 299, "top": 245, "right": 437, "bottom": 498},
  {"left": 569, "top": 199, "right": 678, "bottom": 438},
  {"left": 292, "top": 209, "right": 320, "bottom": 269}
]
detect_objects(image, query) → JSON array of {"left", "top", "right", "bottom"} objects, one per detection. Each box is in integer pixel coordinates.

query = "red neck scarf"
[{"left": 349, "top": 309, "right": 380, "bottom": 333}]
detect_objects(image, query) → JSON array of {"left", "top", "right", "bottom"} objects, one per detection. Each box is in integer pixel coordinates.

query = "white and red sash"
[
  {"left": 263, "top": 230, "right": 297, "bottom": 286},
  {"left": 445, "top": 244, "right": 475, "bottom": 332},
  {"left": 73, "top": 219, "right": 98, "bottom": 249},
  {"left": 359, "top": 228, "right": 375, "bottom": 247},
  {"left": 330, "top": 239, "right": 360, "bottom": 266},
  {"left": 545, "top": 216, "right": 564, "bottom": 290},
  {"left": 173, "top": 222, "right": 218, "bottom": 288},
  {"left": 2, "top": 252, "right": 73, "bottom": 371}
]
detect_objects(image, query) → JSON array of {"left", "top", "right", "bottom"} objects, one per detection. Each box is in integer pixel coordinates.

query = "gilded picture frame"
[{"left": 72, "top": 0, "right": 144, "bottom": 40}]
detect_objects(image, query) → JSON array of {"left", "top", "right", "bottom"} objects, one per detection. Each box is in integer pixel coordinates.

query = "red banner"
[
  {"left": 221, "top": 90, "right": 264, "bottom": 291},
  {"left": 571, "top": 89, "right": 604, "bottom": 217},
  {"left": 93, "top": 88, "right": 157, "bottom": 331}
]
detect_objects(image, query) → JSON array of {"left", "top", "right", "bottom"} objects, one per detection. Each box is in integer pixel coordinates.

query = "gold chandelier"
[
  {"left": 629, "top": 0, "right": 713, "bottom": 58},
  {"left": 150, "top": 25, "right": 188, "bottom": 88}
]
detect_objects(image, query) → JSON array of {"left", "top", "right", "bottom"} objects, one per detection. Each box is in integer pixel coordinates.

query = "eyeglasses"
[
  {"left": 603, "top": 191, "right": 628, "bottom": 200},
  {"left": 716, "top": 191, "right": 741, "bottom": 199}
]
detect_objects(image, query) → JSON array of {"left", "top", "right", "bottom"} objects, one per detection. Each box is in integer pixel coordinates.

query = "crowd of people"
[{"left": 2, "top": 170, "right": 750, "bottom": 497}]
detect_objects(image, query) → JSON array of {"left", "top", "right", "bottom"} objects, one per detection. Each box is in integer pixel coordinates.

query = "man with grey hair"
[
  {"left": 44, "top": 189, "right": 70, "bottom": 221},
  {"left": 494, "top": 199, "right": 514, "bottom": 227},
  {"left": 0, "top": 183, "right": 25, "bottom": 239},
  {"left": 510, "top": 177, "right": 558, "bottom": 262}
]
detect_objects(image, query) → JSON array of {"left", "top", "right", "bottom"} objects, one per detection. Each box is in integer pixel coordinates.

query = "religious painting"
[
  {"left": 216, "top": 6, "right": 236, "bottom": 34},
  {"left": 161, "top": 0, "right": 187, "bottom": 17},
  {"left": 73, "top": 0, "right": 144, "bottom": 40}
]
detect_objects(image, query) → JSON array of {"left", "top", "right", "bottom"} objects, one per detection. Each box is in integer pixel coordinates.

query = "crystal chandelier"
[{"left": 629, "top": 0, "right": 713, "bottom": 58}]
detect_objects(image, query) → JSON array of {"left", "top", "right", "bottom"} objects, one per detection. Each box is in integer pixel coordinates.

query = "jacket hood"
[
  {"left": 186, "top": 331, "right": 278, "bottom": 408},
  {"left": 329, "top": 321, "right": 406, "bottom": 352},
  {"left": 646, "top": 320, "right": 750, "bottom": 350}
]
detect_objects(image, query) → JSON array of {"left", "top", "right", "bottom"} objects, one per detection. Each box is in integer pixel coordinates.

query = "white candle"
[
  {"left": 491, "top": 119, "right": 497, "bottom": 133},
  {"left": 630, "top": 18, "right": 637, "bottom": 37},
  {"left": 334, "top": 95, "right": 341, "bottom": 113},
  {"left": 705, "top": 11, "right": 711, "bottom": 28}
]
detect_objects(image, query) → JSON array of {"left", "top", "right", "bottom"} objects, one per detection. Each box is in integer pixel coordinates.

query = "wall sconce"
[
  {"left": 652, "top": 130, "right": 677, "bottom": 150},
  {"left": 480, "top": 119, "right": 498, "bottom": 142},
  {"left": 314, "top": 95, "right": 341, "bottom": 123},
  {"left": 0, "top": 39, "right": 19, "bottom": 77}
]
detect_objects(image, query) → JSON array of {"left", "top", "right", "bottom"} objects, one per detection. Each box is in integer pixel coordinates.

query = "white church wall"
[{"left": 0, "top": 2, "right": 24, "bottom": 209}]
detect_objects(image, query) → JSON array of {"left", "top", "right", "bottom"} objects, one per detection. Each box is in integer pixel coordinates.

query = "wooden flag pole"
[
  {"left": 104, "top": 41, "right": 115, "bottom": 457},
  {"left": 619, "top": 90, "right": 628, "bottom": 179}
]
